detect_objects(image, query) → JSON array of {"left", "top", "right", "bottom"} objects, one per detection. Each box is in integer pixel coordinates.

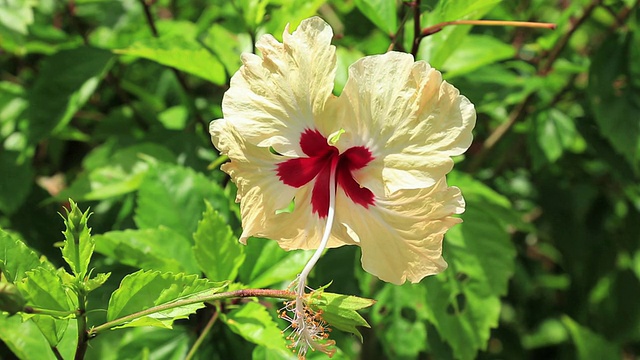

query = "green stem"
[
  {"left": 89, "top": 289, "right": 295, "bottom": 336},
  {"left": 184, "top": 304, "right": 220, "bottom": 360},
  {"left": 24, "top": 306, "right": 79, "bottom": 318},
  {"left": 74, "top": 289, "right": 88, "bottom": 360}
]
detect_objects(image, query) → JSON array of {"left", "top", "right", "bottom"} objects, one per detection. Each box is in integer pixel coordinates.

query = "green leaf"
[
  {"left": 239, "top": 239, "right": 313, "bottom": 289},
  {"left": 309, "top": 292, "right": 375, "bottom": 341},
  {"left": 442, "top": 34, "right": 516, "bottom": 79},
  {"left": 0, "top": 0, "right": 34, "bottom": 35},
  {"left": 535, "top": 109, "right": 579, "bottom": 163},
  {"left": 17, "top": 267, "right": 72, "bottom": 313},
  {"left": 94, "top": 228, "right": 199, "bottom": 274},
  {"left": 0, "top": 313, "right": 57, "bottom": 360},
  {"left": 134, "top": 163, "right": 232, "bottom": 240},
  {"left": 0, "top": 150, "right": 33, "bottom": 214},
  {"left": 193, "top": 202, "right": 245, "bottom": 281},
  {"left": 222, "top": 301, "right": 288, "bottom": 351},
  {"left": 562, "top": 316, "right": 621, "bottom": 359},
  {"left": 59, "top": 143, "right": 176, "bottom": 201},
  {"left": 419, "top": 0, "right": 501, "bottom": 67},
  {"left": 114, "top": 32, "right": 226, "bottom": 85},
  {"left": 588, "top": 32, "right": 640, "bottom": 171},
  {"left": 84, "top": 272, "right": 111, "bottom": 292},
  {"left": 85, "top": 326, "right": 191, "bottom": 360},
  {"left": 25, "top": 47, "right": 114, "bottom": 143},
  {"left": 61, "top": 200, "right": 94, "bottom": 279},
  {"left": 0, "top": 228, "right": 43, "bottom": 283},
  {"left": 422, "top": 174, "right": 517, "bottom": 360},
  {"left": 370, "top": 284, "right": 430, "bottom": 357},
  {"left": 17, "top": 267, "right": 73, "bottom": 346},
  {"left": 353, "top": 0, "right": 397, "bottom": 34},
  {"left": 106, "top": 270, "right": 227, "bottom": 329}
]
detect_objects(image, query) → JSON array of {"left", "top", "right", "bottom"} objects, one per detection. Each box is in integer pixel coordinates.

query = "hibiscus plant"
[{"left": 1, "top": 1, "right": 638, "bottom": 360}]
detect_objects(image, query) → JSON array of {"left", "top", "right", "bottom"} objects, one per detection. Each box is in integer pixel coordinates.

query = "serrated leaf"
[
  {"left": 239, "top": 239, "right": 313, "bottom": 288},
  {"left": 222, "top": 301, "right": 287, "bottom": 351},
  {"left": 114, "top": 33, "right": 226, "bottom": 85},
  {"left": 94, "top": 228, "right": 198, "bottom": 274},
  {"left": 194, "top": 202, "right": 245, "bottom": 281},
  {"left": 134, "top": 163, "right": 232, "bottom": 240},
  {"left": 61, "top": 200, "right": 94, "bottom": 279},
  {"left": 0, "top": 150, "right": 33, "bottom": 214},
  {"left": 420, "top": 176, "right": 517, "bottom": 360},
  {"left": 562, "top": 316, "right": 621, "bottom": 359},
  {"left": 17, "top": 267, "right": 73, "bottom": 346},
  {"left": 0, "top": 228, "right": 43, "bottom": 283},
  {"left": 354, "top": 0, "right": 397, "bottom": 34},
  {"left": 17, "top": 267, "right": 72, "bottom": 313},
  {"left": 25, "top": 47, "right": 114, "bottom": 143},
  {"left": 310, "top": 292, "right": 374, "bottom": 341},
  {"left": 84, "top": 272, "right": 111, "bottom": 292},
  {"left": 107, "top": 270, "right": 227, "bottom": 329}
]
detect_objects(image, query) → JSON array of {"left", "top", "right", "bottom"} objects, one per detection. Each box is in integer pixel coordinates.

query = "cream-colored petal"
[
  {"left": 221, "top": 17, "right": 337, "bottom": 156},
  {"left": 210, "top": 119, "right": 296, "bottom": 242},
  {"left": 336, "top": 178, "right": 465, "bottom": 284},
  {"left": 337, "top": 52, "right": 476, "bottom": 195}
]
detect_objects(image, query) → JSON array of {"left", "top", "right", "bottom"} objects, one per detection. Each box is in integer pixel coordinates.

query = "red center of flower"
[{"left": 276, "top": 129, "right": 375, "bottom": 218}]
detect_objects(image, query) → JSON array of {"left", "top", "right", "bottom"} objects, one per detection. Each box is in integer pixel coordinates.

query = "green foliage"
[
  {"left": 221, "top": 301, "right": 288, "bottom": 351},
  {"left": 310, "top": 291, "right": 375, "bottom": 341},
  {"left": 106, "top": 270, "right": 227, "bottom": 329},
  {"left": 2, "top": 0, "right": 640, "bottom": 359},
  {"left": 193, "top": 202, "right": 246, "bottom": 282}
]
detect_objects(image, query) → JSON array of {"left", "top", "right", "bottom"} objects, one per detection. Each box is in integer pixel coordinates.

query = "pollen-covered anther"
[{"left": 279, "top": 298, "right": 336, "bottom": 359}]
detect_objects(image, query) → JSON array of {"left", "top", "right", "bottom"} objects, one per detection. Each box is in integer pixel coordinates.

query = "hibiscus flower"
[{"left": 210, "top": 16, "right": 475, "bottom": 286}]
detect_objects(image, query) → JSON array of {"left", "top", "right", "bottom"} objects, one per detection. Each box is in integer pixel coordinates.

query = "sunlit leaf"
[
  {"left": 238, "top": 239, "right": 312, "bottom": 289},
  {"left": 193, "top": 202, "right": 245, "bottom": 281},
  {"left": 222, "top": 301, "right": 288, "bottom": 351},
  {"left": 61, "top": 200, "right": 94, "bottom": 279},
  {"left": 134, "top": 163, "right": 232, "bottom": 240},
  {"left": 0, "top": 229, "right": 43, "bottom": 283},
  {"left": 106, "top": 270, "right": 227, "bottom": 329},
  {"left": 310, "top": 291, "right": 375, "bottom": 341},
  {"left": 353, "top": 0, "right": 397, "bottom": 34},
  {"left": 95, "top": 228, "right": 199, "bottom": 274},
  {"left": 114, "top": 33, "right": 226, "bottom": 85}
]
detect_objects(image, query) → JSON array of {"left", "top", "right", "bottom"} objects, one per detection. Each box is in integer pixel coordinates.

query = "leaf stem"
[
  {"left": 88, "top": 289, "right": 295, "bottom": 336},
  {"left": 421, "top": 19, "right": 556, "bottom": 37},
  {"left": 51, "top": 346, "right": 64, "bottom": 360},
  {"left": 23, "top": 306, "right": 79, "bottom": 318},
  {"left": 184, "top": 303, "right": 220, "bottom": 360}
]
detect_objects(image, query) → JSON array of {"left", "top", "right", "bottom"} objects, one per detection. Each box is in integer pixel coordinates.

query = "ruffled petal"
[
  {"left": 221, "top": 17, "right": 337, "bottom": 156},
  {"left": 210, "top": 119, "right": 296, "bottom": 243},
  {"left": 335, "top": 178, "right": 465, "bottom": 284},
  {"left": 337, "top": 52, "right": 476, "bottom": 195}
]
